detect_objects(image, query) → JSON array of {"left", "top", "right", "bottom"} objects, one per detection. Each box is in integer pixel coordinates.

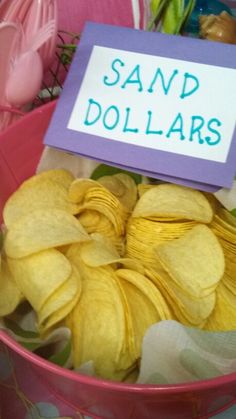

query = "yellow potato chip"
[
  {"left": 40, "top": 292, "right": 80, "bottom": 336},
  {"left": 3, "top": 179, "right": 78, "bottom": 228},
  {"left": 80, "top": 187, "right": 128, "bottom": 236},
  {"left": 68, "top": 178, "right": 102, "bottom": 204},
  {"left": 38, "top": 264, "right": 81, "bottom": 330},
  {"left": 137, "top": 183, "right": 154, "bottom": 197},
  {"left": 155, "top": 225, "right": 224, "bottom": 298},
  {"left": 79, "top": 210, "right": 125, "bottom": 255},
  {"left": 78, "top": 210, "right": 102, "bottom": 232},
  {"left": 4, "top": 209, "right": 90, "bottom": 258},
  {"left": 133, "top": 184, "right": 213, "bottom": 223},
  {"left": 71, "top": 271, "right": 129, "bottom": 380},
  {"left": 116, "top": 269, "right": 171, "bottom": 356},
  {"left": 218, "top": 208, "right": 236, "bottom": 230},
  {"left": 97, "top": 175, "right": 126, "bottom": 198},
  {"left": 126, "top": 217, "right": 195, "bottom": 268},
  {"left": 21, "top": 169, "right": 75, "bottom": 190},
  {"left": 78, "top": 233, "right": 144, "bottom": 274},
  {"left": 0, "top": 258, "right": 22, "bottom": 316},
  {"left": 204, "top": 283, "right": 236, "bottom": 331},
  {"left": 116, "top": 269, "right": 171, "bottom": 319},
  {"left": 7, "top": 249, "right": 72, "bottom": 311},
  {"left": 210, "top": 214, "right": 236, "bottom": 243},
  {"left": 98, "top": 174, "right": 137, "bottom": 211},
  {"left": 79, "top": 234, "right": 121, "bottom": 267},
  {"left": 150, "top": 264, "right": 215, "bottom": 322}
]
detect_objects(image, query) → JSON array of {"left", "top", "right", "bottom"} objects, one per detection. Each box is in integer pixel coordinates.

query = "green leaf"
[
  {"left": 176, "top": 0, "right": 196, "bottom": 34},
  {"left": 150, "top": 0, "right": 162, "bottom": 14},
  {"left": 49, "top": 340, "right": 72, "bottom": 367},
  {"left": 230, "top": 209, "right": 236, "bottom": 218},
  {"left": 90, "top": 164, "right": 142, "bottom": 185},
  {"left": 20, "top": 341, "right": 41, "bottom": 351},
  {"left": 4, "top": 318, "right": 39, "bottom": 339},
  {"left": 147, "top": 0, "right": 170, "bottom": 31},
  {"left": 162, "top": 0, "right": 184, "bottom": 34}
]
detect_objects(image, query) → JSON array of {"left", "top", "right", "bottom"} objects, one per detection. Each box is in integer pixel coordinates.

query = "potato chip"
[
  {"left": 4, "top": 209, "right": 90, "bottom": 258},
  {"left": 78, "top": 210, "right": 125, "bottom": 255},
  {"left": 116, "top": 269, "right": 171, "bottom": 355},
  {"left": 221, "top": 255, "right": 236, "bottom": 295},
  {"left": 79, "top": 234, "right": 137, "bottom": 269},
  {"left": 3, "top": 179, "right": 79, "bottom": 228},
  {"left": 218, "top": 208, "right": 236, "bottom": 230},
  {"left": 98, "top": 173, "right": 137, "bottom": 211},
  {"left": 78, "top": 210, "right": 101, "bottom": 232},
  {"left": 7, "top": 249, "right": 72, "bottom": 311},
  {"left": 126, "top": 217, "right": 195, "bottom": 268},
  {"left": 204, "top": 283, "right": 236, "bottom": 331},
  {"left": 155, "top": 225, "right": 224, "bottom": 298},
  {"left": 137, "top": 183, "right": 154, "bottom": 197},
  {"left": 78, "top": 186, "right": 128, "bottom": 236},
  {"left": 98, "top": 175, "right": 126, "bottom": 197},
  {"left": 22, "top": 168, "right": 75, "bottom": 189},
  {"left": 210, "top": 213, "right": 236, "bottom": 242},
  {"left": 79, "top": 234, "right": 120, "bottom": 267},
  {"left": 71, "top": 271, "right": 130, "bottom": 380},
  {"left": 38, "top": 264, "right": 82, "bottom": 332},
  {"left": 67, "top": 248, "right": 136, "bottom": 372},
  {"left": 68, "top": 178, "right": 99, "bottom": 204},
  {"left": 0, "top": 258, "right": 22, "bottom": 316},
  {"left": 152, "top": 263, "right": 214, "bottom": 320},
  {"left": 133, "top": 184, "right": 213, "bottom": 223}
]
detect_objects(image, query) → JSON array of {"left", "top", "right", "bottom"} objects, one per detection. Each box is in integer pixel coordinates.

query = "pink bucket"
[{"left": 1, "top": 102, "right": 236, "bottom": 419}]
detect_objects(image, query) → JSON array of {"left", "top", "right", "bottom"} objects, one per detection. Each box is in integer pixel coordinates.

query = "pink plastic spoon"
[{"left": 5, "top": 50, "right": 43, "bottom": 108}]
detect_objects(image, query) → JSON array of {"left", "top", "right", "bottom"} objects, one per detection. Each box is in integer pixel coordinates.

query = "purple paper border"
[{"left": 44, "top": 22, "right": 236, "bottom": 189}]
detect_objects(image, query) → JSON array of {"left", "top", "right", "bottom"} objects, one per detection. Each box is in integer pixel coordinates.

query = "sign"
[{"left": 44, "top": 22, "right": 236, "bottom": 191}]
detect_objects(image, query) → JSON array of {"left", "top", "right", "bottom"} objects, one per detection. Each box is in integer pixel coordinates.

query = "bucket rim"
[{"left": 1, "top": 329, "right": 236, "bottom": 394}]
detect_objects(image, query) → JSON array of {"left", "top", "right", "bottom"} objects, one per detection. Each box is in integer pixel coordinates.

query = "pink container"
[{"left": 1, "top": 102, "right": 236, "bottom": 419}]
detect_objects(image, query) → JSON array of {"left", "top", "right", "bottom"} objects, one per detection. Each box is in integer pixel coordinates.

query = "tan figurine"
[{"left": 199, "top": 11, "right": 236, "bottom": 44}]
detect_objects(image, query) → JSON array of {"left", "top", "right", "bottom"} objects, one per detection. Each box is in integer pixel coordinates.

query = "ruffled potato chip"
[
  {"left": 4, "top": 209, "right": 90, "bottom": 258},
  {"left": 155, "top": 225, "right": 224, "bottom": 298},
  {"left": 7, "top": 249, "right": 72, "bottom": 311},
  {"left": 133, "top": 184, "right": 213, "bottom": 223}
]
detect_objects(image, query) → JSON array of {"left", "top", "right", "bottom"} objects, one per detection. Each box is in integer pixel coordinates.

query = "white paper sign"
[{"left": 68, "top": 45, "right": 236, "bottom": 163}]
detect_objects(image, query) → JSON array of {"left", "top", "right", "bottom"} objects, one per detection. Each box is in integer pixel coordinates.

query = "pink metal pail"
[{"left": 1, "top": 102, "right": 236, "bottom": 419}]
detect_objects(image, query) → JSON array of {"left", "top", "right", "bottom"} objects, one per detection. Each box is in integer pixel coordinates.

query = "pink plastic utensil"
[
  {"left": 25, "top": 19, "right": 56, "bottom": 53},
  {"left": 0, "top": 22, "right": 20, "bottom": 131},
  {"left": 24, "top": 0, "right": 58, "bottom": 69},
  {"left": 5, "top": 50, "right": 43, "bottom": 108},
  {"left": 0, "top": 0, "right": 33, "bottom": 25}
]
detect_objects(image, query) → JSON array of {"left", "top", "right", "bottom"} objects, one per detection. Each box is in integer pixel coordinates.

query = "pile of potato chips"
[{"left": 1, "top": 168, "right": 236, "bottom": 381}]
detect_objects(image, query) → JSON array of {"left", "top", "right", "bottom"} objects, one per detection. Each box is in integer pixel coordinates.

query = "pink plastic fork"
[
  {"left": 24, "top": 0, "right": 58, "bottom": 70},
  {"left": 25, "top": 19, "right": 56, "bottom": 53},
  {"left": 0, "top": 0, "right": 33, "bottom": 25}
]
